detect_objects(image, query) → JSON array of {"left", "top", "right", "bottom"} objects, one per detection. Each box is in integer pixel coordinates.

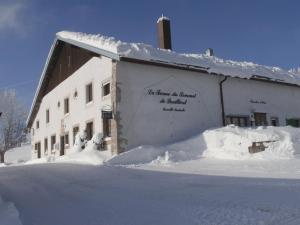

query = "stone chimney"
[
  {"left": 205, "top": 48, "right": 214, "bottom": 57},
  {"left": 157, "top": 15, "right": 172, "bottom": 50}
]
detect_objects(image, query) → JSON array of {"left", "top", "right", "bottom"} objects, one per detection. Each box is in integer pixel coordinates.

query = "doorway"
[
  {"left": 60, "top": 136, "right": 65, "bottom": 156},
  {"left": 37, "top": 142, "right": 41, "bottom": 158}
]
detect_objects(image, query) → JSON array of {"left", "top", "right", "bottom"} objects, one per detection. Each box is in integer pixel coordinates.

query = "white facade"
[
  {"left": 116, "top": 61, "right": 222, "bottom": 151},
  {"left": 28, "top": 31, "right": 300, "bottom": 158},
  {"left": 31, "top": 56, "right": 112, "bottom": 158},
  {"left": 115, "top": 62, "right": 300, "bottom": 152}
]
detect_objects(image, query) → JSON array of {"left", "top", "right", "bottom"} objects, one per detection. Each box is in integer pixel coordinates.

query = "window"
[
  {"left": 46, "top": 109, "right": 50, "bottom": 123},
  {"left": 44, "top": 138, "right": 48, "bottom": 154},
  {"left": 226, "top": 116, "right": 249, "bottom": 127},
  {"left": 86, "top": 121, "right": 93, "bottom": 140},
  {"left": 51, "top": 135, "right": 56, "bottom": 150},
  {"left": 103, "top": 118, "right": 111, "bottom": 137},
  {"left": 286, "top": 118, "right": 300, "bottom": 127},
  {"left": 73, "top": 126, "right": 79, "bottom": 144},
  {"left": 65, "top": 133, "right": 69, "bottom": 148},
  {"left": 254, "top": 113, "right": 267, "bottom": 126},
  {"left": 102, "top": 82, "right": 110, "bottom": 97},
  {"left": 64, "top": 98, "right": 69, "bottom": 114},
  {"left": 36, "top": 120, "right": 39, "bottom": 129},
  {"left": 271, "top": 117, "right": 279, "bottom": 126},
  {"left": 86, "top": 83, "right": 93, "bottom": 103}
]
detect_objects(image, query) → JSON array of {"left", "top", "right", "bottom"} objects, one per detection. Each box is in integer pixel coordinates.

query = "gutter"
[{"left": 219, "top": 76, "right": 228, "bottom": 126}]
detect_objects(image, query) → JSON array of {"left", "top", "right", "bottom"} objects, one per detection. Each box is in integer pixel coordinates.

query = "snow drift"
[
  {"left": 109, "top": 126, "right": 300, "bottom": 165},
  {"left": 202, "top": 126, "right": 300, "bottom": 160},
  {"left": 24, "top": 126, "right": 300, "bottom": 166}
]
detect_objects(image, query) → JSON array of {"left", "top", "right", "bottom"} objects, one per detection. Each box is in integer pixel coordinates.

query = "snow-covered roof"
[
  {"left": 57, "top": 31, "right": 300, "bottom": 85},
  {"left": 27, "top": 30, "right": 300, "bottom": 127}
]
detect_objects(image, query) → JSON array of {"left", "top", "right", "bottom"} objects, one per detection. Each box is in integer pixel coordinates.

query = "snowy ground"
[
  {"left": 2, "top": 126, "right": 300, "bottom": 225},
  {"left": 1, "top": 163, "right": 300, "bottom": 225}
]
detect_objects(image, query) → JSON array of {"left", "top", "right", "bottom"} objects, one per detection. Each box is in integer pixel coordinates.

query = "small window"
[
  {"left": 286, "top": 118, "right": 300, "bottom": 127},
  {"left": 73, "top": 126, "right": 79, "bottom": 144},
  {"left": 44, "top": 138, "right": 48, "bottom": 154},
  {"left": 74, "top": 90, "right": 78, "bottom": 98},
  {"left": 86, "top": 121, "right": 93, "bottom": 140},
  {"left": 226, "top": 116, "right": 249, "bottom": 127},
  {"left": 271, "top": 117, "right": 279, "bottom": 126},
  {"left": 36, "top": 120, "right": 39, "bottom": 129},
  {"left": 51, "top": 135, "right": 56, "bottom": 150},
  {"left": 64, "top": 98, "right": 69, "bottom": 114},
  {"left": 86, "top": 83, "right": 93, "bottom": 103},
  {"left": 103, "top": 118, "right": 111, "bottom": 137},
  {"left": 46, "top": 109, "right": 50, "bottom": 123},
  {"left": 65, "top": 133, "right": 69, "bottom": 148},
  {"left": 254, "top": 112, "right": 267, "bottom": 126},
  {"left": 102, "top": 82, "right": 111, "bottom": 97}
]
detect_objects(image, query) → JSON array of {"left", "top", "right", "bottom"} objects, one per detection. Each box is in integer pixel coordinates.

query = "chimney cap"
[
  {"left": 157, "top": 14, "right": 170, "bottom": 23},
  {"left": 205, "top": 48, "right": 214, "bottom": 57}
]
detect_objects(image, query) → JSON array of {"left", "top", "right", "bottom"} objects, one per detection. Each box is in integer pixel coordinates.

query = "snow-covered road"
[{"left": 1, "top": 163, "right": 300, "bottom": 225}]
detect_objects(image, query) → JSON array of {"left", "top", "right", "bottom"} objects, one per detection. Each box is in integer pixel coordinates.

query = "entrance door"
[
  {"left": 254, "top": 113, "right": 267, "bottom": 126},
  {"left": 60, "top": 136, "right": 65, "bottom": 156},
  {"left": 37, "top": 142, "right": 41, "bottom": 158}
]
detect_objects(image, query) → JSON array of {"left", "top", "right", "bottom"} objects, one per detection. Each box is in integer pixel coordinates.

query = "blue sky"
[{"left": 1, "top": 0, "right": 300, "bottom": 108}]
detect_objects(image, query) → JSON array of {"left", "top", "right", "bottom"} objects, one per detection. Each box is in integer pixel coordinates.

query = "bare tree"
[{"left": 0, "top": 90, "right": 27, "bottom": 163}]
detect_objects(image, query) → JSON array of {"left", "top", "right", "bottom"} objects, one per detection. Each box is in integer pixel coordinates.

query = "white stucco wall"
[
  {"left": 223, "top": 77, "right": 300, "bottom": 125},
  {"left": 116, "top": 61, "right": 223, "bottom": 151},
  {"left": 31, "top": 56, "right": 112, "bottom": 158}
]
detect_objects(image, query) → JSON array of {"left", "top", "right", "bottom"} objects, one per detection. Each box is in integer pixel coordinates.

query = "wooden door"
[
  {"left": 37, "top": 142, "right": 41, "bottom": 158},
  {"left": 254, "top": 113, "right": 267, "bottom": 126},
  {"left": 60, "top": 136, "right": 65, "bottom": 156}
]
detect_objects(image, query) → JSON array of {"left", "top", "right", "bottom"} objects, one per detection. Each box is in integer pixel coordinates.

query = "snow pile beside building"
[
  {"left": 57, "top": 31, "right": 300, "bottom": 86},
  {"left": 25, "top": 126, "right": 300, "bottom": 166},
  {"left": 56, "top": 145, "right": 112, "bottom": 165},
  {"left": 0, "top": 196, "right": 22, "bottom": 225},
  {"left": 202, "top": 126, "right": 300, "bottom": 160},
  {"left": 109, "top": 126, "right": 300, "bottom": 165},
  {"left": 5, "top": 144, "right": 31, "bottom": 164}
]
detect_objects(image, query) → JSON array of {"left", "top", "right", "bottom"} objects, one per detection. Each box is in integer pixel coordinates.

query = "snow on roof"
[
  {"left": 56, "top": 31, "right": 300, "bottom": 86},
  {"left": 157, "top": 15, "right": 170, "bottom": 23}
]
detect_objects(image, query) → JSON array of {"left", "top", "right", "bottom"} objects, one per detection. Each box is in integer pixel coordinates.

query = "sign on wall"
[{"left": 146, "top": 89, "right": 197, "bottom": 112}]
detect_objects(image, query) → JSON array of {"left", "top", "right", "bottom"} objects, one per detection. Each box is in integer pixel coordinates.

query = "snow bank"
[
  {"left": 202, "top": 126, "right": 300, "bottom": 160},
  {"left": 0, "top": 196, "right": 22, "bottom": 225},
  {"left": 25, "top": 126, "right": 300, "bottom": 166},
  {"left": 109, "top": 126, "right": 300, "bottom": 165},
  {"left": 27, "top": 140, "right": 112, "bottom": 166},
  {"left": 5, "top": 144, "right": 31, "bottom": 164},
  {"left": 56, "top": 147, "right": 112, "bottom": 165},
  {"left": 57, "top": 31, "right": 300, "bottom": 86}
]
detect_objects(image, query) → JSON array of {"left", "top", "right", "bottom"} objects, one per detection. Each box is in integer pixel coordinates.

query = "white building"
[{"left": 27, "top": 17, "right": 300, "bottom": 159}]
